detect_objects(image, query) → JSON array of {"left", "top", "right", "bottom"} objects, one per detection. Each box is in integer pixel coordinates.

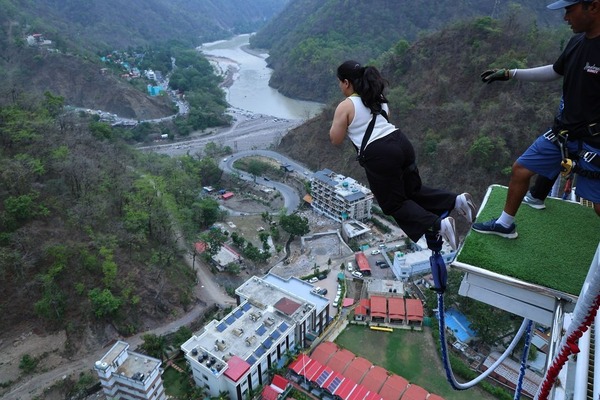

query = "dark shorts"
[{"left": 517, "top": 133, "right": 600, "bottom": 203}]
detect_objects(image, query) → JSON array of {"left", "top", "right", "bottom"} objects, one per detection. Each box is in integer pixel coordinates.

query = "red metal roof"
[
  {"left": 311, "top": 341, "right": 338, "bottom": 365},
  {"left": 327, "top": 348, "right": 355, "bottom": 373},
  {"left": 405, "top": 298, "right": 424, "bottom": 322},
  {"left": 335, "top": 379, "right": 357, "bottom": 399},
  {"left": 364, "top": 391, "right": 383, "bottom": 400},
  {"left": 370, "top": 296, "right": 387, "bottom": 319},
  {"left": 271, "top": 374, "right": 289, "bottom": 392},
  {"left": 344, "top": 357, "right": 372, "bottom": 383},
  {"left": 379, "top": 374, "right": 408, "bottom": 400},
  {"left": 400, "top": 384, "right": 428, "bottom": 400},
  {"left": 221, "top": 192, "right": 234, "bottom": 199},
  {"left": 388, "top": 297, "right": 405, "bottom": 319},
  {"left": 224, "top": 355, "right": 250, "bottom": 382},
  {"left": 322, "top": 371, "right": 345, "bottom": 392},
  {"left": 355, "top": 304, "right": 368, "bottom": 316},
  {"left": 355, "top": 252, "right": 372, "bottom": 274},
  {"left": 274, "top": 297, "right": 302, "bottom": 316},
  {"left": 360, "top": 298, "right": 370, "bottom": 309},
  {"left": 304, "top": 359, "right": 324, "bottom": 381},
  {"left": 194, "top": 241, "right": 207, "bottom": 253},
  {"left": 308, "top": 364, "right": 328, "bottom": 382},
  {"left": 289, "top": 354, "right": 312, "bottom": 375},
  {"left": 261, "top": 385, "right": 279, "bottom": 400},
  {"left": 360, "top": 365, "right": 388, "bottom": 393},
  {"left": 343, "top": 298, "right": 355, "bottom": 307},
  {"left": 348, "top": 384, "right": 369, "bottom": 400}
]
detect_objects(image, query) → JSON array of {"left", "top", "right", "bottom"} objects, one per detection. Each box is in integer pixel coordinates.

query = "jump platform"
[{"left": 452, "top": 185, "right": 599, "bottom": 326}]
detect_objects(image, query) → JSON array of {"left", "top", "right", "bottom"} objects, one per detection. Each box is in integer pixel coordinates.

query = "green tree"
[
  {"left": 88, "top": 288, "right": 122, "bottom": 318},
  {"left": 19, "top": 354, "right": 39, "bottom": 374},
  {"left": 42, "top": 91, "right": 65, "bottom": 118},
  {"left": 200, "top": 228, "right": 227, "bottom": 257},
  {"left": 141, "top": 333, "right": 168, "bottom": 361},
  {"left": 279, "top": 213, "right": 310, "bottom": 238},
  {"left": 247, "top": 159, "right": 266, "bottom": 181},
  {"left": 192, "top": 197, "right": 222, "bottom": 228},
  {"left": 173, "top": 326, "right": 193, "bottom": 348}
]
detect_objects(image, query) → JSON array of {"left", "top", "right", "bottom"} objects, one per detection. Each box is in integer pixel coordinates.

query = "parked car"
[
  {"left": 347, "top": 262, "right": 353, "bottom": 272},
  {"left": 377, "top": 261, "right": 390, "bottom": 269},
  {"left": 308, "top": 277, "right": 318, "bottom": 283},
  {"left": 352, "top": 271, "right": 363, "bottom": 279},
  {"left": 370, "top": 250, "right": 381, "bottom": 255},
  {"left": 318, "top": 288, "right": 328, "bottom": 295},
  {"left": 318, "top": 273, "right": 327, "bottom": 280}
]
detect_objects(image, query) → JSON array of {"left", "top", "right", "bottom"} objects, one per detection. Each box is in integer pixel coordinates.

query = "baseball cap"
[{"left": 547, "top": 0, "right": 589, "bottom": 9}]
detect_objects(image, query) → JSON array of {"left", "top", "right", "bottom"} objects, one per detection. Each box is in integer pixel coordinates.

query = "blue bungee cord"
[
  {"left": 514, "top": 320, "right": 533, "bottom": 400},
  {"left": 429, "top": 228, "right": 532, "bottom": 394}
]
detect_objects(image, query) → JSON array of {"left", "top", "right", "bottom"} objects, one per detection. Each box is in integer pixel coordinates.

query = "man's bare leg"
[{"left": 504, "top": 162, "right": 536, "bottom": 217}]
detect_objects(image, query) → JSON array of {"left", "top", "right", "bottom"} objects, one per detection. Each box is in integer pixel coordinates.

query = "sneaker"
[
  {"left": 438, "top": 216, "right": 458, "bottom": 251},
  {"left": 472, "top": 218, "right": 518, "bottom": 239},
  {"left": 456, "top": 193, "right": 477, "bottom": 223},
  {"left": 522, "top": 191, "right": 546, "bottom": 210}
]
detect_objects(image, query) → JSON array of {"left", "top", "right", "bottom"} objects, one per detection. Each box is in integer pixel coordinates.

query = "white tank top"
[{"left": 347, "top": 95, "right": 397, "bottom": 151}]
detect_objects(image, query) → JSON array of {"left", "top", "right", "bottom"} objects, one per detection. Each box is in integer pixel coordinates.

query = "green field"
[{"left": 334, "top": 325, "right": 500, "bottom": 400}]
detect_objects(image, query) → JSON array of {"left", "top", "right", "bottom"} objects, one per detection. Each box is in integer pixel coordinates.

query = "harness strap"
[
  {"left": 554, "top": 120, "right": 600, "bottom": 139},
  {"left": 543, "top": 132, "right": 600, "bottom": 179},
  {"left": 577, "top": 149, "right": 600, "bottom": 169}
]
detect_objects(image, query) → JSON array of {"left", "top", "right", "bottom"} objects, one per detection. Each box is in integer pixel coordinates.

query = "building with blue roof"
[{"left": 181, "top": 273, "right": 331, "bottom": 400}]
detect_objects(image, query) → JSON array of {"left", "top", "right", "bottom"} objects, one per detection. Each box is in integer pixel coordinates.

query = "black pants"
[
  {"left": 361, "top": 130, "right": 457, "bottom": 243},
  {"left": 530, "top": 174, "right": 557, "bottom": 201}
]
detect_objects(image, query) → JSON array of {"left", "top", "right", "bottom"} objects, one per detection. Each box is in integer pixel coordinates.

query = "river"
[{"left": 199, "top": 34, "right": 324, "bottom": 120}]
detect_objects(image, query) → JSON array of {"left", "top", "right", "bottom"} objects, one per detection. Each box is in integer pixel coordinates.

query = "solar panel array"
[
  {"left": 316, "top": 369, "right": 331, "bottom": 386},
  {"left": 256, "top": 324, "right": 267, "bottom": 336},
  {"left": 216, "top": 322, "right": 227, "bottom": 332},
  {"left": 327, "top": 375, "right": 343, "bottom": 393}
]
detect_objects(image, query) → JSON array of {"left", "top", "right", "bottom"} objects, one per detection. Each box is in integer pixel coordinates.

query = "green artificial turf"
[{"left": 457, "top": 185, "right": 600, "bottom": 296}]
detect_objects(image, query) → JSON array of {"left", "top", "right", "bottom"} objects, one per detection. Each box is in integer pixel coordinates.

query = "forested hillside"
[
  {"left": 0, "top": 0, "right": 288, "bottom": 125},
  {"left": 277, "top": 15, "right": 568, "bottom": 205},
  {"left": 1, "top": 0, "right": 289, "bottom": 51},
  {"left": 251, "top": 0, "right": 564, "bottom": 102},
  {"left": 0, "top": 94, "right": 229, "bottom": 359}
]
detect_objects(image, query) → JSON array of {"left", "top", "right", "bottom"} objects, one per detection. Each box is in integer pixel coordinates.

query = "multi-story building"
[
  {"left": 311, "top": 169, "right": 373, "bottom": 222},
  {"left": 181, "top": 273, "right": 330, "bottom": 400},
  {"left": 94, "top": 341, "right": 166, "bottom": 400}
]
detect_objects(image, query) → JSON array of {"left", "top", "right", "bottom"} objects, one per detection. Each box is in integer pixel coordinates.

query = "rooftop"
[
  {"left": 98, "top": 341, "right": 160, "bottom": 382},
  {"left": 313, "top": 169, "right": 372, "bottom": 201}
]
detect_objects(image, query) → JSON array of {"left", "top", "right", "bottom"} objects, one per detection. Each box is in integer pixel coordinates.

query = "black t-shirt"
[{"left": 553, "top": 33, "right": 600, "bottom": 132}]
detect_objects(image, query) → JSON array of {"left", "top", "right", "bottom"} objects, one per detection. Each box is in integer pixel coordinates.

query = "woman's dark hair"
[{"left": 337, "top": 60, "right": 388, "bottom": 113}]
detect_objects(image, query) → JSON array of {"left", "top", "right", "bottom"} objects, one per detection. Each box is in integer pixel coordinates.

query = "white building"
[
  {"left": 310, "top": 169, "right": 373, "bottom": 222},
  {"left": 181, "top": 273, "right": 330, "bottom": 400},
  {"left": 94, "top": 341, "right": 166, "bottom": 400}
]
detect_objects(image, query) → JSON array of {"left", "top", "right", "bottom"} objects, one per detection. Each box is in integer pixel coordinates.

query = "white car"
[
  {"left": 308, "top": 277, "right": 318, "bottom": 283},
  {"left": 351, "top": 271, "right": 363, "bottom": 279},
  {"left": 371, "top": 250, "right": 381, "bottom": 255},
  {"left": 347, "top": 262, "right": 353, "bottom": 272}
]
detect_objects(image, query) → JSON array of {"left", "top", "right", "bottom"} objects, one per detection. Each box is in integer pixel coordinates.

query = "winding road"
[{"left": 3, "top": 119, "right": 311, "bottom": 400}]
